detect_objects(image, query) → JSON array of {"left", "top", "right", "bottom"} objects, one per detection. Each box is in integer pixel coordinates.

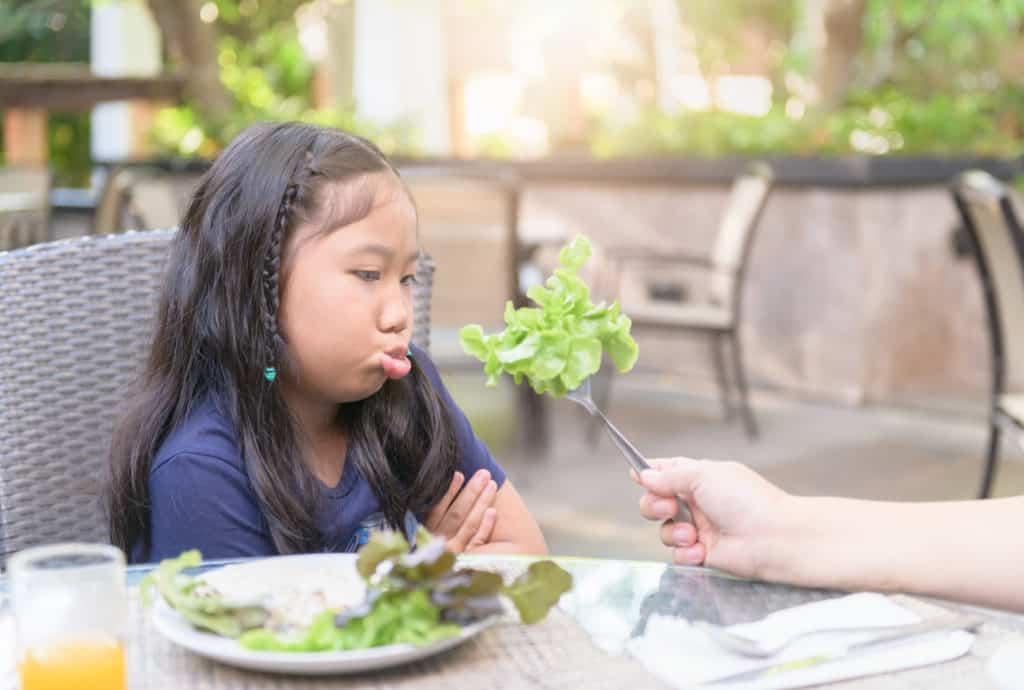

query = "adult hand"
[{"left": 636, "top": 458, "right": 792, "bottom": 578}]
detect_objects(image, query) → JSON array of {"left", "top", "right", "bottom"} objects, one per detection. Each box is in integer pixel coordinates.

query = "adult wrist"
[{"left": 753, "top": 492, "right": 818, "bottom": 585}]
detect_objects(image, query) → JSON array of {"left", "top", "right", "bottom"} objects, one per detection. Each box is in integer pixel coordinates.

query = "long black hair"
[{"left": 107, "top": 122, "right": 458, "bottom": 560}]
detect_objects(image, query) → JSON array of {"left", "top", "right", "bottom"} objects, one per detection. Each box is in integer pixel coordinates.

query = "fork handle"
[
  {"left": 591, "top": 406, "right": 695, "bottom": 525},
  {"left": 848, "top": 614, "right": 984, "bottom": 651}
]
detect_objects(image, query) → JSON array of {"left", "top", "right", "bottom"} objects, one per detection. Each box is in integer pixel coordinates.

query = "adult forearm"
[{"left": 762, "top": 495, "right": 1024, "bottom": 612}]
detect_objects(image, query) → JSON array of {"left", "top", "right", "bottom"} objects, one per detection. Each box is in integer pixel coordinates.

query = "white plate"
[{"left": 150, "top": 553, "right": 494, "bottom": 675}]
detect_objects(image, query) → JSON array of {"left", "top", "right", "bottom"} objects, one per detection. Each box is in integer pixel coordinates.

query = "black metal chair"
[
  {"left": 599, "top": 162, "right": 774, "bottom": 440},
  {"left": 0, "top": 230, "right": 436, "bottom": 564},
  {"left": 950, "top": 170, "right": 1024, "bottom": 498}
]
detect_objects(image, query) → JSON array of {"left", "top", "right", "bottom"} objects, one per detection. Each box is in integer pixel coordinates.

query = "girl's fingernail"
[{"left": 673, "top": 524, "right": 692, "bottom": 544}]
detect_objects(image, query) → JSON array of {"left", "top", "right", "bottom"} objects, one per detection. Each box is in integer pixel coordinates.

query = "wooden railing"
[{"left": 0, "top": 63, "right": 185, "bottom": 166}]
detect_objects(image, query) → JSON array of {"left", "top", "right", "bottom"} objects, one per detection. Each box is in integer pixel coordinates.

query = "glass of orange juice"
[{"left": 10, "top": 543, "right": 127, "bottom": 690}]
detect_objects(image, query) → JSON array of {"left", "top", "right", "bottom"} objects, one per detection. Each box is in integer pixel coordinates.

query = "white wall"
[
  {"left": 90, "top": 0, "right": 162, "bottom": 162},
  {"left": 353, "top": 0, "right": 450, "bottom": 154}
]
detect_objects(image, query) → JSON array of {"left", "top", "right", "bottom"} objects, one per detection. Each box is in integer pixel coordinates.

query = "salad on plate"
[{"left": 142, "top": 527, "right": 573, "bottom": 654}]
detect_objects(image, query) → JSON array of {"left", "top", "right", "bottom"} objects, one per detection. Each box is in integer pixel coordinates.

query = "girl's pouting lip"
[{"left": 379, "top": 347, "right": 411, "bottom": 380}]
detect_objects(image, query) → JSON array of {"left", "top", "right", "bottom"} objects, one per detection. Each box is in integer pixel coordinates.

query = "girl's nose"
[{"left": 380, "top": 286, "right": 411, "bottom": 334}]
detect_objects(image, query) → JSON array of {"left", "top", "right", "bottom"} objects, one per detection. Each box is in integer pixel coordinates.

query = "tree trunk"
[
  {"left": 805, "top": 0, "right": 867, "bottom": 112},
  {"left": 145, "top": 0, "right": 232, "bottom": 119}
]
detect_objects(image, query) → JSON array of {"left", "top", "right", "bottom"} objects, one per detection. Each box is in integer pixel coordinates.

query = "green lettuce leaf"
[
  {"left": 240, "top": 592, "right": 461, "bottom": 651},
  {"left": 356, "top": 529, "right": 410, "bottom": 579},
  {"left": 140, "top": 549, "right": 268, "bottom": 638},
  {"left": 459, "top": 234, "right": 639, "bottom": 397},
  {"left": 501, "top": 561, "right": 575, "bottom": 624}
]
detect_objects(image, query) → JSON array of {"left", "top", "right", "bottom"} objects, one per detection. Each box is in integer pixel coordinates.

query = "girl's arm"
[
  {"left": 467, "top": 480, "right": 548, "bottom": 555},
  {"left": 413, "top": 351, "right": 546, "bottom": 555}
]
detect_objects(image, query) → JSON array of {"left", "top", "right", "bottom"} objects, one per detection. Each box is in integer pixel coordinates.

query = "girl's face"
[{"left": 277, "top": 172, "right": 419, "bottom": 405}]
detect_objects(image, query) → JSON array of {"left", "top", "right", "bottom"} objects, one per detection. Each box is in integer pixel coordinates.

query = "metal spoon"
[
  {"left": 566, "top": 378, "right": 694, "bottom": 525},
  {"left": 695, "top": 614, "right": 984, "bottom": 658}
]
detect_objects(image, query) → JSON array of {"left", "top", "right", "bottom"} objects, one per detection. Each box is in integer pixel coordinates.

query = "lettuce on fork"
[
  {"left": 460, "top": 234, "right": 639, "bottom": 396},
  {"left": 143, "top": 529, "right": 573, "bottom": 653}
]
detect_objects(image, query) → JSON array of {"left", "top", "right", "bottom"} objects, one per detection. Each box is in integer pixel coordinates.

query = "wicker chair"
[{"left": 0, "top": 230, "right": 435, "bottom": 565}]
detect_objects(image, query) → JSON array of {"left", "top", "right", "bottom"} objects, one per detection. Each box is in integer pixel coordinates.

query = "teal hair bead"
[
  {"left": 407, "top": 348, "right": 413, "bottom": 357},
  {"left": 264, "top": 367, "right": 277, "bottom": 382}
]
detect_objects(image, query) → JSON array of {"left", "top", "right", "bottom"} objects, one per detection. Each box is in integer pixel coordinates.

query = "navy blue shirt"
[{"left": 135, "top": 347, "right": 506, "bottom": 563}]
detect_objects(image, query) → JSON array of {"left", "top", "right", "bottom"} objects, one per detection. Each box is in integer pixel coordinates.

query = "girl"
[{"left": 107, "top": 122, "right": 547, "bottom": 562}]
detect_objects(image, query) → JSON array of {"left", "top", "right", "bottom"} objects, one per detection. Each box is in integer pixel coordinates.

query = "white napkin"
[
  {"left": 988, "top": 638, "right": 1024, "bottom": 690},
  {"left": 627, "top": 592, "right": 974, "bottom": 690}
]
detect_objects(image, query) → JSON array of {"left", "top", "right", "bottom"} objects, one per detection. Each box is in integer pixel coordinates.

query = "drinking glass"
[{"left": 10, "top": 543, "right": 127, "bottom": 690}]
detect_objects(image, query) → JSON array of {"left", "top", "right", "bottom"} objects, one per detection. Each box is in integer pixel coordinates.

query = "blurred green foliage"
[
  {"left": 2, "top": 0, "right": 415, "bottom": 184},
  {"left": 150, "top": 0, "right": 418, "bottom": 159},
  {"left": 594, "top": 0, "right": 1024, "bottom": 158},
  {"left": 595, "top": 88, "right": 1024, "bottom": 158}
]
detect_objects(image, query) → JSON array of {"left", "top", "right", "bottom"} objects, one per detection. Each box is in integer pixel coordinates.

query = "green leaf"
[
  {"left": 559, "top": 235, "right": 592, "bottom": 272},
  {"left": 606, "top": 323, "right": 640, "bottom": 373},
  {"left": 526, "top": 284, "right": 554, "bottom": 308},
  {"left": 393, "top": 537, "right": 456, "bottom": 583},
  {"left": 502, "top": 562, "right": 574, "bottom": 624},
  {"left": 140, "top": 550, "right": 268, "bottom": 638},
  {"left": 459, "top": 324, "right": 490, "bottom": 360},
  {"left": 139, "top": 549, "right": 201, "bottom": 607},
  {"left": 496, "top": 333, "right": 540, "bottom": 363},
  {"left": 562, "top": 336, "right": 603, "bottom": 390},
  {"left": 459, "top": 234, "right": 639, "bottom": 397},
  {"left": 531, "top": 332, "right": 570, "bottom": 380},
  {"left": 356, "top": 530, "right": 410, "bottom": 579},
  {"left": 431, "top": 569, "right": 506, "bottom": 625},
  {"left": 239, "top": 610, "right": 343, "bottom": 652}
]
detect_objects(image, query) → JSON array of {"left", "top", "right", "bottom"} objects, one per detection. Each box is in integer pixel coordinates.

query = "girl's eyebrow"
[{"left": 349, "top": 243, "right": 419, "bottom": 264}]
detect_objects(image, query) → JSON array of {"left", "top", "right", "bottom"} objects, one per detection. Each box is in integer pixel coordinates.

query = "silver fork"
[
  {"left": 696, "top": 613, "right": 984, "bottom": 658},
  {"left": 567, "top": 378, "right": 694, "bottom": 525}
]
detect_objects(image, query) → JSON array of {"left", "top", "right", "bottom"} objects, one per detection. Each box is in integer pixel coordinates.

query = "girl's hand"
[
  {"left": 425, "top": 469, "right": 499, "bottom": 553},
  {"left": 635, "top": 458, "right": 793, "bottom": 579}
]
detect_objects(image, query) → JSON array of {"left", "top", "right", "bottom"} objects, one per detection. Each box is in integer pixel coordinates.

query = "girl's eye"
[
  {"left": 401, "top": 274, "right": 418, "bottom": 286},
  {"left": 354, "top": 270, "right": 381, "bottom": 282}
]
